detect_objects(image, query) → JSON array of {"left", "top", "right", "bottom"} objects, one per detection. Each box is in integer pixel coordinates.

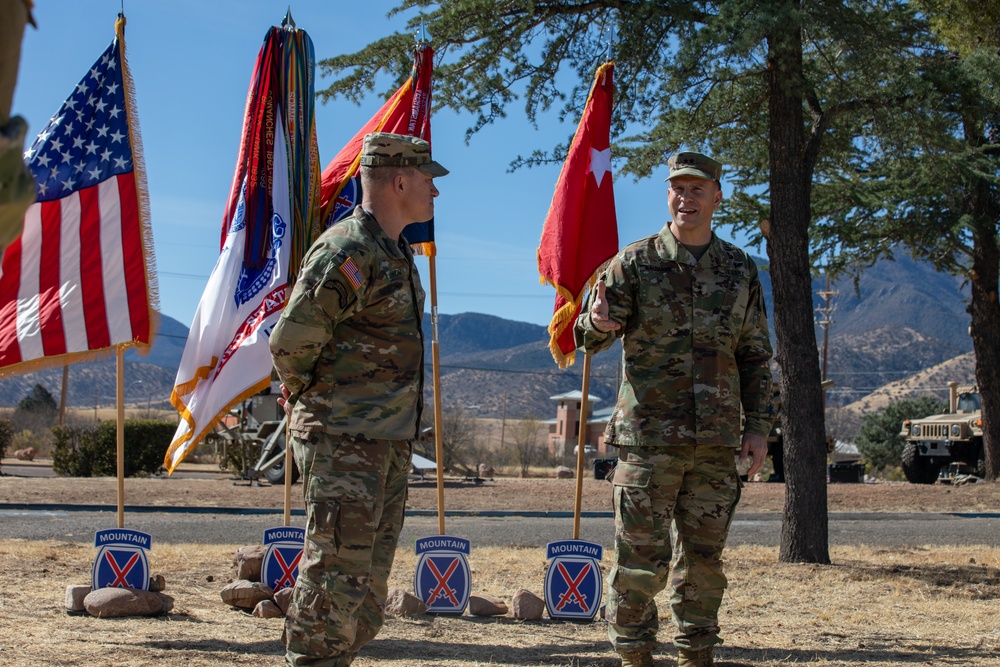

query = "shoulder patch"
[
  {"left": 323, "top": 279, "right": 350, "bottom": 308},
  {"left": 338, "top": 256, "right": 366, "bottom": 291}
]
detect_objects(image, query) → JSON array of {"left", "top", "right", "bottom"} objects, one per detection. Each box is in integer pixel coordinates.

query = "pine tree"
[{"left": 317, "top": 0, "right": 934, "bottom": 563}]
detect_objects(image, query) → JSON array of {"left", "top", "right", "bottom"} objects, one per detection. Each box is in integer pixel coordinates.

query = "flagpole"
[
  {"left": 428, "top": 256, "right": 446, "bottom": 535},
  {"left": 59, "top": 364, "right": 68, "bottom": 425},
  {"left": 116, "top": 347, "right": 125, "bottom": 529},
  {"left": 283, "top": 418, "right": 292, "bottom": 526},
  {"left": 572, "top": 354, "right": 592, "bottom": 540}
]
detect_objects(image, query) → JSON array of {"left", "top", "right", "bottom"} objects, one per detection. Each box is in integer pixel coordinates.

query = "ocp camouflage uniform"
[
  {"left": 270, "top": 205, "right": 424, "bottom": 667},
  {"left": 575, "top": 228, "right": 774, "bottom": 655},
  {"left": 0, "top": 0, "right": 37, "bottom": 253}
]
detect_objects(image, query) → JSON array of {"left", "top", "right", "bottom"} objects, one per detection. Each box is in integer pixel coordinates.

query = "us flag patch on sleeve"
[{"left": 339, "top": 256, "right": 366, "bottom": 291}]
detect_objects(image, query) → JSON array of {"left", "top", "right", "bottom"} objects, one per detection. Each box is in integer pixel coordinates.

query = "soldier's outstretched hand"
[{"left": 590, "top": 279, "right": 621, "bottom": 333}]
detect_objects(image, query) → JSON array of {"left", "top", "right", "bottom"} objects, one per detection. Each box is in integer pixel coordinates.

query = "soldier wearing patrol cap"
[
  {"left": 575, "top": 151, "right": 775, "bottom": 667},
  {"left": 270, "top": 132, "right": 446, "bottom": 667}
]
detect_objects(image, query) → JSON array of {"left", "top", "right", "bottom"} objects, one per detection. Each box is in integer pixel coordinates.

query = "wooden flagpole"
[
  {"left": 283, "top": 418, "right": 292, "bottom": 526},
  {"left": 429, "top": 255, "right": 446, "bottom": 535},
  {"left": 572, "top": 354, "right": 592, "bottom": 540},
  {"left": 116, "top": 347, "right": 125, "bottom": 529}
]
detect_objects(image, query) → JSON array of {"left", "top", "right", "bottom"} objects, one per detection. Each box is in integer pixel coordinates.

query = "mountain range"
[{"left": 0, "top": 250, "right": 976, "bottom": 424}]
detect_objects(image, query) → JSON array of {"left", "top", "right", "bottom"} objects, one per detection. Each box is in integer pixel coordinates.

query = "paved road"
[
  {"left": 0, "top": 460, "right": 227, "bottom": 480},
  {"left": 1, "top": 507, "right": 997, "bottom": 548}
]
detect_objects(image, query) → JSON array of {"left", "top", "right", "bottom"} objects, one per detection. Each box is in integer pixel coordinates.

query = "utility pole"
[
  {"left": 499, "top": 393, "right": 507, "bottom": 449},
  {"left": 815, "top": 271, "right": 838, "bottom": 405}
]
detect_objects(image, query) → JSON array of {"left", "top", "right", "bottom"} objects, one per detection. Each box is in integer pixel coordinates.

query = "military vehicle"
[
  {"left": 208, "top": 392, "right": 298, "bottom": 485},
  {"left": 899, "top": 382, "right": 985, "bottom": 484}
]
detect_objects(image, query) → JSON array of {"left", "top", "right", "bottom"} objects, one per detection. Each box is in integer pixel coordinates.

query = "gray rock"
[
  {"left": 65, "top": 584, "right": 91, "bottom": 612},
  {"left": 84, "top": 587, "right": 165, "bottom": 618},
  {"left": 469, "top": 594, "right": 508, "bottom": 616},
  {"left": 220, "top": 580, "right": 274, "bottom": 610},
  {"left": 148, "top": 574, "right": 166, "bottom": 592},
  {"left": 555, "top": 466, "right": 574, "bottom": 479},
  {"left": 384, "top": 588, "right": 425, "bottom": 618},
  {"left": 232, "top": 544, "right": 266, "bottom": 582},
  {"left": 13, "top": 447, "right": 35, "bottom": 461},
  {"left": 512, "top": 589, "right": 545, "bottom": 620},
  {"left": 253, "top": 599, "right": 284, "bottom": 618},
  {"left": 273, "top": 586, "right": 294, "bottom": 615}
]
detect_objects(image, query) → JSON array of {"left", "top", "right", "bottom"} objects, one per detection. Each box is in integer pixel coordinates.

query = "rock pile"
[
  {"left": 225, "top": 545, "right": 560, "bottom": 621},
  {"left": 13, "top": 447, "right": 35, "bottom": 460},
  {"left": 64, "top": 574, "right": 173, "bottom": 618}
]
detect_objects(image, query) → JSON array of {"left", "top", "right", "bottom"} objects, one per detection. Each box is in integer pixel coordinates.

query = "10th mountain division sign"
[
  {"left": 261, "top": 526, "right": 305, "bottom": 591},
  {"left": 92, "top": 528, "right": 152, "bottom": 591},
  {"left": 544, "top": 539, "right": 603, "bottom": 620},
  {"left": 414, "top": 535, "right": 471, "bottom": 614}
]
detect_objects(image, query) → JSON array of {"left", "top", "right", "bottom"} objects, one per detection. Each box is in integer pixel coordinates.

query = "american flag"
[{"left": 0, "top": 25, "right": 155, "bottom": 375}]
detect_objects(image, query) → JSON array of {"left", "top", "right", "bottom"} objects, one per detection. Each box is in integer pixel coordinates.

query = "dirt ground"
[
  {"left": 3, "top": 459, "right": 1000, "bottom": 513},
  {"left": 3, "top": 462, "right": 1000, "bottom": 666},
  {"left": 1, "top": 541, "right": 998, "bottom": 667}
]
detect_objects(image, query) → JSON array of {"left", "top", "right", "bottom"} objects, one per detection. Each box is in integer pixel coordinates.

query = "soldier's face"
[
  {"left": 667, "top": 176, "right": 721, "bottom": 240},
  {"left": 403, "top": 168, "right": 439, "bottom": 222}
]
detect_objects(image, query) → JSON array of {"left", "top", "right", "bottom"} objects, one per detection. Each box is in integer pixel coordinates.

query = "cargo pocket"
[
  {"left": 612, "top": 461, "right": 652, "bottom": 489},
  {"left": 612, "top": 461, "right": 653, "bottom": 541},
  {"left": 306, "top": 468, "right": 383, "bottom": 555}
]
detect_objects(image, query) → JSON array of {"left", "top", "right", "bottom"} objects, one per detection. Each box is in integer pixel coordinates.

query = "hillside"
[
  {"left": 841, "top": 352, "right": 976, "bottom": 415},
  {"left": 0, "top": 250, "right": 979, "bottom": 421}
]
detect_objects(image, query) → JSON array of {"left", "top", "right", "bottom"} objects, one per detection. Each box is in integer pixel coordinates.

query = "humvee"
[{"left": 898, "top": 382, "right": 985, "bottom": 484}]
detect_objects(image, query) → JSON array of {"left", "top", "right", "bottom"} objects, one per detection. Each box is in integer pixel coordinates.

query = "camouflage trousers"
[
  {"left": 606, "top": 445, "right": 741, "bottom": 655},
  {"left": 284, "top": 433, "right": 412, "bottom": 667}
]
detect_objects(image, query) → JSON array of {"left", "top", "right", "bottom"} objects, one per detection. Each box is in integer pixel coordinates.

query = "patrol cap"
[
  {"left": 665, "top": 152, "right": 722, "bottom": 182},
  {"left": 359, "top": 132, "right": 449, "bottom": 177}
]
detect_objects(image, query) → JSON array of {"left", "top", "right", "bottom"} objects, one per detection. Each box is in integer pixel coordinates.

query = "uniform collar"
[
  {"left": 354, "top": 207, "right": 411, "bottom": 260},
  {"left": 657, "top": 225, "right": 724, "bottom": 266}
]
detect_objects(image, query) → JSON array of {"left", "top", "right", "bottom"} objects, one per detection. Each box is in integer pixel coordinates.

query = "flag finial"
[
  {"left": 282, "top": 7, "right": 296, "bottom": 29},
  {"left": 416, "top": 18, "right": 431, "bottom": 45}
]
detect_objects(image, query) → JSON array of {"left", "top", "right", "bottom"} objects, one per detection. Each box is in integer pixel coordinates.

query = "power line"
[{"left": 438, "top": 363, "right": 619, "bottom": 379}]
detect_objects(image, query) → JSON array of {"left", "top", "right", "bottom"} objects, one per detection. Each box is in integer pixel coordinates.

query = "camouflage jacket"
[
  {"left": 575, "top": 227, "right": 774, "bottom": 448},
  {"left": 269, "top": 207, "right": 425, "bottom": 441}
]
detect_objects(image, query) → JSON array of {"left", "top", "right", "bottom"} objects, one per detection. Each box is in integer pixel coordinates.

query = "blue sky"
[{"left": 14, "top": 1, "right": 751, "bottom": 333}]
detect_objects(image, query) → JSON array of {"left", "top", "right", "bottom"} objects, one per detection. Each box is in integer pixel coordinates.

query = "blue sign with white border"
[
  {"left": 544, "top": 539, "right": 603, "bottom": 620},
  {"left": 92, "top": 528, "right": 152, "bottom": 590},
  {"left": 262, "top": 526, "right": 305, "bottom": 591},
  {"left": 414, "top": 535, "right": 471, "bottom": 614}
]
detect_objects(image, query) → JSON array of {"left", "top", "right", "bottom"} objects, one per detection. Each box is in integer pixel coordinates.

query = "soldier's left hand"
[
  {"left": 276, "top": 383, "right": 293, "bottom": 417},
  {"left": 739, "top": 432, "right": 768, "bottom": 478}
]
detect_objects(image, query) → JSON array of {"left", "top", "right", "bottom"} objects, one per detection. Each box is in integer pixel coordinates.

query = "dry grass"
[{"left": 2, "top": 539, "right": 998, "bottom": 666}]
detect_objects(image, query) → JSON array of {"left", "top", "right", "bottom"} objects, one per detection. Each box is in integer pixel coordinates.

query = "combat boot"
[
  {"left": 677, "top": 646, "right": 714, "bottom": 667},
  {"left": 619, "top": 651, "right": 654, "bottom": 667}
]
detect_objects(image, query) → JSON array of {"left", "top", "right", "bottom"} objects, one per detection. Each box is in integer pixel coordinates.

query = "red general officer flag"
[
  {"left": 0, "top": 16, "right": 156, "bottom": 376},
  {"left": 537, "top": 61, "right": 618, "bottom": 368}
]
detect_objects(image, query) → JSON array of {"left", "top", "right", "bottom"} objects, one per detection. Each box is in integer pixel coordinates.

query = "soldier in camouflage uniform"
[
  {"left": 0, "top": 0, "right": 37, "bottom": 252},
  {"left": 270, "top": 132, "right": 447, "bottom": 667},
  {"left": 575, "top": 152, "right": 775, "bottom": 667}
]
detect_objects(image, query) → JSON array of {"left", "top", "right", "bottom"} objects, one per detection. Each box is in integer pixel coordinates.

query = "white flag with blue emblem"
[{"left": 164, "top": 114, "right": 290, "bottom": 474}]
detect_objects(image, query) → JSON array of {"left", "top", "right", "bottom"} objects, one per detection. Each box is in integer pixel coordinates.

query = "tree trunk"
[
  {"left": 969, "top": 235, "right": 1000, "bottom": 481},
  {"left": 766, "top": 13, "right": 831, "bottom": 564},
  {"left": 966, "top": 144, "right": 1000, "bottom": 481}
]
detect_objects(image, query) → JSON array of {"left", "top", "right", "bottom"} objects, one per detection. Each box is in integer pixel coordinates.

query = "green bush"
[
  {"left": 856, "top": 397, "right": 947, "bottom": 472},
  {"left": 52, "top": 419, "right": 175, "bottom": 477}
]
